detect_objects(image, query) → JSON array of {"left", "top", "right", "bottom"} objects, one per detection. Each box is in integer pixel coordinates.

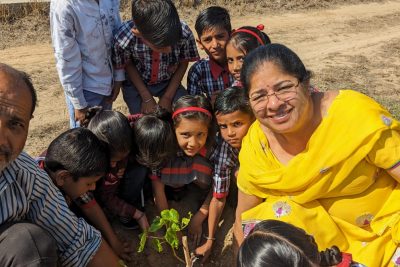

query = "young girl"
[
  {"left": 238, "top": 220, "right": 364, "bottom": 267},
  {"left": 83, "top": 107, "right": 150, "bottom": 231},
  {"left": 150, "top": 95, "right": 215, "bottom": 246},
  {"left": 226, "top": 25, "right": 271, "bottom": 87}
]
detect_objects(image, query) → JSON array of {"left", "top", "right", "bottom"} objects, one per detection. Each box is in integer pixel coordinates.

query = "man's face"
[{"left": 0, "top": 71, "right": 32, "bottom": 171}]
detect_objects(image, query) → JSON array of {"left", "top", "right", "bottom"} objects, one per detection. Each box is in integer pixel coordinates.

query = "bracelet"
[
  {"left": 203, "top": 235, "right": 216, "bottom": 241},
  {"left": 143, "top": 98, "right": 153, "bottom": 103}
]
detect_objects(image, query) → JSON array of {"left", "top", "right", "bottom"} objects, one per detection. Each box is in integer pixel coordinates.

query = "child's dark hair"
[
  {"left": 84, "top": 107, "right": 133, "bottom": 157},
  {"left": 44, "top": 128, "right": 109, "bottom": 181},
  {"left": 228, "top": 25, "right": 271, "bottom": 55},
  {"left": 195, "top": 6, "right": 231, "bottom": 37},
  {"left": 134, "top": 108, "right": 176, "bottom": 169},
  {"left": 131, "top": 0, "right": 182, "bottom": 47},
  {"left": 172, "top": 95, "right": 216, "bottom": 149},
  {"left": 214, "top": 86, "right": 254, "bottom": 117},
  {"left": 237, "top": 220, "right": 342, "bottom": 267}
]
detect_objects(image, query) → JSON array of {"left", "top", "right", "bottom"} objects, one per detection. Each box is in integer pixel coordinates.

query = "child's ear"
[
  {"left": 131, "top": 27, "right": 141, "bottom": 37},
  {"left": 196, "top": 38, "right": 205, "bottom": 50},
  {"left": 54, "top": 170, "right": 72, "bottom": 187}
]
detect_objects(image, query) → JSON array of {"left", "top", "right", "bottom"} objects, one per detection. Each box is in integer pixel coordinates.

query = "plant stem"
[{"left": 171, "top": 247, "right": 185, "bottom": 264}]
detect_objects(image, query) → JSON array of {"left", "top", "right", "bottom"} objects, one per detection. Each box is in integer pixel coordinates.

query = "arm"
[
  {"left": 233, "top": 189, "right": 262, "bottom": 250},
  {"left": 50, "top": 6, "right": 87, "bottom": 123},
  {"left": 125, "top": 61, "right": 157, "bottom": 114},
  {"left": 151, "top": 179, "right": 169, "bottom": 212},
  {"left": 158, "top": 61, "right": 189, "bottom": 112},
  {"left": 194, "top": 195, "right": 226, "bottom": 261},
  {"left": 388, "top": 164, "right": 400, "bottom": 182},
  {"left": 188, "top": 189, "right": 212, "bottom": 246},
  {"left": 87, "top": 239, "right": 121, "bottom": 267},
  {"left": 81, "top": 202, "right": 132, "bottom": 261}
]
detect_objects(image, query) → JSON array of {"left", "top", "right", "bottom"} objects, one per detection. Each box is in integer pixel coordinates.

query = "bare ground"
[{"left": 1, "top": 1, "right": 400, "bottom": 266}]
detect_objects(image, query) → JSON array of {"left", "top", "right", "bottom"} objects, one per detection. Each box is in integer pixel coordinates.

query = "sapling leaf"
[
  {"left": 138, "top": 232, "right": 147, "bottom": 253},
  {"left": 152, "top": 238, "right": 163, "bottom": 253},
  {"left": 149, "top": 216, "right": 165, "bottom": 233},
  {"left": 181, "top": 212, "right": 193, "bottom": 229},
  {"left": 171, "top": 222, "right": 180, "bottom": 232},
  {"left": 161, "top": 208, "right": 180, "bottom": 223},
  {"left": 165, "top": 228, "right": 179, "bottom": 249}
]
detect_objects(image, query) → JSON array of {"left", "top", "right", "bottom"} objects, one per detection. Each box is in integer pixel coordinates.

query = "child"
[
  {"left": 226, "top": 25, "right": 271, "bottom": 87},
  {"left": 150, "top": 95, "right": 215, "bottom": 245},
  {"left": 112, "top": 0, "right": 199, "bottom": 114},
  {"left": 238, "top": 220, "right": 359, "bottom": 267},
  {"left": 193, "top": 86, "right": 255, "bottom": 262},
  {"left": 42, "top": 128, "right": 132, "bottom": 261},
  {"left": 187, "top": 6, "right": 234, "bottom": 105},
  {"left": 84, "top": 108, "right": 150, "bottom": 231},
  {"left": 50, "top": 0, "right": 121, "bottom": 128}
]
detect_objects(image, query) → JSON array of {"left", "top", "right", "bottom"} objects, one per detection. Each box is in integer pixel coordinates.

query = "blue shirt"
[
  {"left": 0, "top": 152, "right": 102, "bottom": 267},
  {"left": 50, "top": 0, "right": 122, "bottom": 109}
]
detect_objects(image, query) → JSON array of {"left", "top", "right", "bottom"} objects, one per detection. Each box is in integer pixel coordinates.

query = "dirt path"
[{"left": 0, "top": 1, "right": 399, "bottom": 266}]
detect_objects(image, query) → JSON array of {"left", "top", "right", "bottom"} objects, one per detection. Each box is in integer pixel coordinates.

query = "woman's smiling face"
[{"left": 248, "top": 61, "right": 311, "bottom": 135}]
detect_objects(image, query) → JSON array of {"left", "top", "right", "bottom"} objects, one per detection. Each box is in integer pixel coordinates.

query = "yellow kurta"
[{"left": 238, "top": 90, "right": 400, "bottom": 266}]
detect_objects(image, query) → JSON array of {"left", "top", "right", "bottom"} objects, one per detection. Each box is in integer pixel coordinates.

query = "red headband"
[
  {"left": 232, "top": 24, "right": 265, "bottom": 45},
  {"left": 172, "top": 107, "right": 212, "bottom": 119}
]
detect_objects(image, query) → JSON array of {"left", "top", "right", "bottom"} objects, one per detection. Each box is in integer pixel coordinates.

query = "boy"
[
  {"left": 194, "top": 87, "right": 255, "bottom": 262},
  {"left": 187, "top": 6, "right": 234, "bottom": 105},
  {"left": 50, "top": 0, "right": 122, "bottom": 128},
  {"left": 39, "top": 128, "right": 132, "bottom": 262},
  {"left": 112, "top": 0, "right": 199, "bottom": 114}
]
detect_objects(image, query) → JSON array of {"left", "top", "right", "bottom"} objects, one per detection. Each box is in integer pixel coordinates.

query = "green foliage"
[{"left": 137, "top": 208, "right": 192, "bottom": 257}]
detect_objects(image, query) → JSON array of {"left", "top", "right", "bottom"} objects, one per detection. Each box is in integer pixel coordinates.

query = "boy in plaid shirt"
[
  {"left": 194, "top": 87, "right": 254, "bottom": 262},
  {"left": 112, "top": 0, "right": 199, "bottom": 114},
  {"left": 187, "top": 6, "right": 234, "bottom": 105}
]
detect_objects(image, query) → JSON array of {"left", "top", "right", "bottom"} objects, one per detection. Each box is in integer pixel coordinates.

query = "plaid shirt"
[
  {"left": 187, "top": 58, "right": 234, "bottom": 100},
  {"left": 210, "top": 136, "right": 239, "bottom": 198},
  {"left": 112, "top": 20, "right": 199, "bottom": 84}
]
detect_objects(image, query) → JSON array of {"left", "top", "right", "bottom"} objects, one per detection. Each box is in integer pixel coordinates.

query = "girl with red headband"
[
  {"left": 150, "top": 95, "right": 216, "bottom": 247},
  {"left": 226, "top": 25, "right": 271, "bottom": 87}
]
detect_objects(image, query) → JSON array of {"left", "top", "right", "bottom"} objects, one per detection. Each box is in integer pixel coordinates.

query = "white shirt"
[{"left": 50, "top": 0, "right": 122, "bottom": 109}]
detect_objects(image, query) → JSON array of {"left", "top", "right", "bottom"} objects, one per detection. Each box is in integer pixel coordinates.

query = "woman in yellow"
[{"left": 233, "top": 43, "right": 400, "bottom": 266}]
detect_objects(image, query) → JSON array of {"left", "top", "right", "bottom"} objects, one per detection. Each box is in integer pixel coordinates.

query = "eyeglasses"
[{"left": 250, "top": 81, "right": 300, "bottom": 105}]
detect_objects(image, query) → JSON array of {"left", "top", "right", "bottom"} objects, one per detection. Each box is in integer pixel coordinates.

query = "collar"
[{"left": 209, "top": 58, "right": 229, "bottom": 81}]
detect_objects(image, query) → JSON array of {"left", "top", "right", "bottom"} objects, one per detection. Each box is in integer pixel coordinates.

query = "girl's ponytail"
[
  {"left": 319, "top": 246, "right": 342, "bottom": 266},
  {"left": 81, "top": 106, "right": 102, "bottom": 128}
]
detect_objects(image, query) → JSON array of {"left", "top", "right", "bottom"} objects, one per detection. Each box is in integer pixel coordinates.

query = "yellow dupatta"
[{"left": 238, "top": 90, "right": 400, "bottom": 266}]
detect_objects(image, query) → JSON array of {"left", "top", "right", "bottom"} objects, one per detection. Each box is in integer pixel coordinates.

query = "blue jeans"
[
  {"left": 65, "top": 90, "right": 112, "bottom": 128},
  {"left": 121, "top": 80, "right": 187, "bottom": 114}
]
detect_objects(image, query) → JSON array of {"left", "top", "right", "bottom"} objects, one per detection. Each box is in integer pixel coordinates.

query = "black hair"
[
  {"left": 241, "top": 43, "right": 313, "bottom": 95},
  {"left": 44, "top": 128, "right": 109, "bottom": 181},
  {"left": 237, "top": 220, "right": 342, "bottom": 267},
  {"left": 131, "top": 0, "right": 182, "bottom": 47},
  {"left": 0, "top": 63, "right": 37, "bottom": 115},
  {"left": 84, "top": 107, "right": 133, "bottom": 157},
  {"left": 134, "top": 107, "right": 177, "bottom": 169},
  {"left": 172, "top": 95, "right": 216, "bottom": 149},
  {"left": 195, "top": 6, "right": 231, "bottom": 37},
  {"left": 214, "top": 86, "right": 254, "bottom": 117},
  {"left": 228, "top": 26, "right": 271, "bottom": 55}
]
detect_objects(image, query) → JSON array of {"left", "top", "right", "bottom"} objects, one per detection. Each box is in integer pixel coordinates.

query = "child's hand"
[
  {"left": 158, "top": 95, "right": 172, "bottom": 112},
  {"left": 141, "top": 97, "right": 157, "bottom": 114},
  {"left": 133, "top": 210, "right": 150, "bottom": 231},
  {"left": 188, "top": 211, "right": 206, "bottom": 246},
  {"left": 194, "top": 240, "right": 213, "bottom": 263},
  {"left": 110, "top": 239, "right": 133, "bottom": 262},
  {"left": 107, "top": 81, "right": 123, "bottom": 103}
]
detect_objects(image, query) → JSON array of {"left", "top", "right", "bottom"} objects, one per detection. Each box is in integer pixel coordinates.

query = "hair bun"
[{"left": 256, "top": 24, "right": 264, "bottom": 31}]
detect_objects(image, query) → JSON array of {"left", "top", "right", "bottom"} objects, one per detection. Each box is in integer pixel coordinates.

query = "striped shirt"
[
  {"left": 187, "top": 58, "right": 234, "bottom": 100},
  {"left": 112, "top": 20, "right": 199, "bottom": 84},
  {"left": 0, "top": 152, "right": 101, "bottom": 267}
]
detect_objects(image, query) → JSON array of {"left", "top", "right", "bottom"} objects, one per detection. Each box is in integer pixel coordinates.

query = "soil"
[{"left": 0, "top": 0, "right": 399, "bottom": 266}]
